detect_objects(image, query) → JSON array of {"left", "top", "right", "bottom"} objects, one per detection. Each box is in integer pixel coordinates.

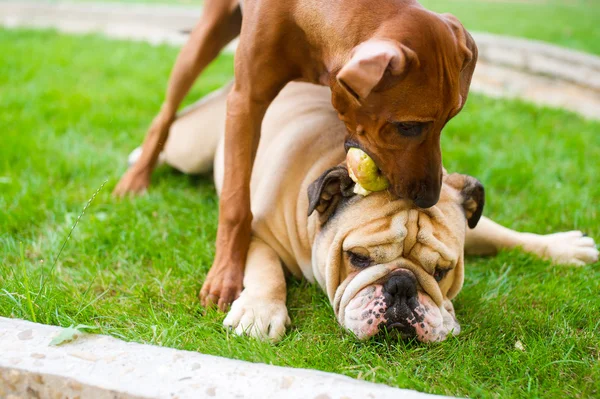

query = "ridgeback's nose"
[
  {"left": 413, "top": 193, "right": 439, "bottom": 208},
  {"left": 390, "top": 177, "right": 441, "bottom": 208},
  {"left": 411, "top": 181, "right": 441, "bottom": 208}
]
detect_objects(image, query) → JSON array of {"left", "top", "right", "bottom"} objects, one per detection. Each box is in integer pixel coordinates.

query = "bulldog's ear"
[
  {"left": 307, "top": 165, "right": 355, "bottom": 218},
  {"left": 443, "top": 14, "right": 478, "bottom": 115},
  {"left": 337, "top": 39, "right": 418, "bottom": 101},
  {"left": 444, "top": 173, "right": 485, "bottom": 229}
]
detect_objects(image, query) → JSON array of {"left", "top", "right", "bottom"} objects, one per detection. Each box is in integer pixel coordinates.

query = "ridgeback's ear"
[
  {"left": 337, "top": 39, "right": 419, "bottom": 101},
  {"left": 444, "top": 173, "right": 485, "bottom": 229},
  {"left": 307, "top": 165, "right": 355, "bottom": 219},
  {"left": 443, "top": 14, "right": 478, "bottom": 115}
]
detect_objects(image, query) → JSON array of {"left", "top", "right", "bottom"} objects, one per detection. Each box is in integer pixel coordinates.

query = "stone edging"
[
  {"left": 1, "top": 0, "right": 599, "bottom": 119},
  {"left": 473, "top": 32, "right": 600, "bottom": 91},
  {"left": 0, "top": 0, "right": 200, "bottom": 47},
  {"left": 472, "top": 33, "right": 600, "bottom": 120},
  {"left": 0, "top": 317, "right": 452, "bottom": 399}
]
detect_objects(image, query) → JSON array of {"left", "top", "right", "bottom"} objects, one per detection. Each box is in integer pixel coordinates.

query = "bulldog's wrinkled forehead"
[
  {"left": 311, "top": 183, "right": 469, "bottom": 308},
  {"left": 340, "top": 190, "right": 466, "bottom": 272}
]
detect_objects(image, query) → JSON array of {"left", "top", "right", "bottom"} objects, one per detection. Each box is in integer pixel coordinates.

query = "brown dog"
[{"left": 114, "top": 0, "right": 477, "bottom": 309}]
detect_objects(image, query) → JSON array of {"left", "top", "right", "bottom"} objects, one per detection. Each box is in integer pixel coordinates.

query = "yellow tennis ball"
[{"left": 346, "top": 148, "right": 389, "bottom": 195}]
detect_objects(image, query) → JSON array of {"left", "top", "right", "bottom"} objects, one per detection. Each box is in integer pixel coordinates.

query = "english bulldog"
[{"left": 130, "top": 82, "right": 598, "bottom": 342}]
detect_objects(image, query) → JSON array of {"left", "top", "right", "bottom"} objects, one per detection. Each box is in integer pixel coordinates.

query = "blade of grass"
[
  {"left": 35, "top": 180, "right": 108, "bottom": 302},
  {"left": 20, "top": 241, "right": 36, "bottom": 323}
]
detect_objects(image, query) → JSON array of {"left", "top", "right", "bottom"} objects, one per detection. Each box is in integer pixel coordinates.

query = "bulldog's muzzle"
[{"left": 382, "top": 270, "right": 421, "bottom": 338}]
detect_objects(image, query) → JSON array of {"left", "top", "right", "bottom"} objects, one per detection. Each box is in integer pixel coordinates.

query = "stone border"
[
  {"left": 0, "top": 317, "right": 452, "bottom": 399},
  {"left": 1, "top": 0, "right": 599, "bottom": 119},
  {"left": 0, "top": 0, "right": 200, "bottom": 47},
  {"left": 473, "top": 34, "right": 600, "bottom": 119},
  {"left": 471, "top": 61, "right": 600, "bottom": 120},
  {"left": 474, "top": 32, "right": 600, "bottom": 91}
]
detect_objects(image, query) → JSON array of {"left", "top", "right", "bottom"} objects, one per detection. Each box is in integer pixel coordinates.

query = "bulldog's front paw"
[
  {"left": 223, "top": 293, "right": 290, "bottom": 342},
  {"left": 536, "top": 231, "right": 598, "bottom": 266}
]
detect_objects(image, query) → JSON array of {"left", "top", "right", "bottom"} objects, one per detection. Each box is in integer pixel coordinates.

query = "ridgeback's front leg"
[
  {"left": 199, "top": 54, "right": 294, "bottom": 310},
  {"left": 199, "top": 85, "right": 264, "bottom": 310},
  {"left": 465, "top": 216, "right": 598, "bottom": 266},
  {"left": 199, "top": 7, "right": 296, "bottom": 309},
  {"left": 113, "top": 0, "right": 241, "bottom": 196},
  {"left": 223, "top": 237, "right": 290, "bottom": 342}
]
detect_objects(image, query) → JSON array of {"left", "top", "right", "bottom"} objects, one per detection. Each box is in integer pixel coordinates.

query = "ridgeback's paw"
[
  {"left": 538, "top": 231, "right": 598, "bottom": 266},
  {"left": 113, "top": 167, "right": 151, "bottom": 197},
  {"left": 223, "top": 293, "right": 290, "bottom": 342},
  {"left": 200, "top": 264, "right": 243, "bottom": 311}
]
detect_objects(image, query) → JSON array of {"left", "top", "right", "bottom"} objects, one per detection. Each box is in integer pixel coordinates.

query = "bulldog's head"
[{"left": 307, "top": 167, "right": 484, "bottom": 342}]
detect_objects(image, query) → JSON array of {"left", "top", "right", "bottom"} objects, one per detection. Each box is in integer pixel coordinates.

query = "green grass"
[
  {"left": 1, "top": 29, "right": 599, "bottom": 398},
  {"left": 66, "top": 0, "right": 600, "bottom": 55},
  {"left": 421, "top": 0, "right": 600, "bottom": 55}
]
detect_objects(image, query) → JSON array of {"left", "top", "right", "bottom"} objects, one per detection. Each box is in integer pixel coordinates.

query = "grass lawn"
[
  {"left": 1, "top": 29, "right": 599, "bottom": 398},
  {"left": 68, "top": 0, "right": 600, "bottom": 56},
  {"left": 421, "top": 0, "right": 600, "bottom": 55}
]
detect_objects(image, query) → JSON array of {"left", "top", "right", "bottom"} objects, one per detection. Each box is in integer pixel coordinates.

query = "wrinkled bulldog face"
[{"left": 308, "top": 169, "right": 484, "bottom": 343}]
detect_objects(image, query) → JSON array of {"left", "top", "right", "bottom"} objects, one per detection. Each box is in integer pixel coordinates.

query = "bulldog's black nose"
[
  {"left": 384, "top": 273, "right": 417, "bottom": 299},
  {"left": 383, "top": 272, "right": 420, "bottom": 338}
]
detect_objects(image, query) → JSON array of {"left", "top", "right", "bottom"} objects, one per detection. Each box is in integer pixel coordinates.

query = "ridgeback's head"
[
  {"left": 308, "top": 168, "right": 484, "bottom": 342},
  {"left": 330, "top": 6, "right": 477, "bottom": 208}
]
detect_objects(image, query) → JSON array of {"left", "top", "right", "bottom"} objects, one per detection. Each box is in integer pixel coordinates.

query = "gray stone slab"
[
  {"left": 473, "top": 60, "right": 600, "bottom": 120},
  {"left": 0, "top": 317, "right": 453, "bottom": 399},
  {"left": 473, "top": 32, "right": 600, "bottom": 91},
  {"left": 0, "top": 0, "right": 200, "bottom": 46}
]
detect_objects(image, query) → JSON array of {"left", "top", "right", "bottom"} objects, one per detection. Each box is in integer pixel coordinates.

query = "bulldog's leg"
[
  {"left": 465, "top": 216, "right": 598, "bottom": 266},
  {"left": 223, "top": 237, "right": 290, "bottom": 342},
  {"left": 128, "top": 82, "right": 232, "bottom": 175},
  {"left": 113, "top": 0, "right": 241, "bottom": 196}
]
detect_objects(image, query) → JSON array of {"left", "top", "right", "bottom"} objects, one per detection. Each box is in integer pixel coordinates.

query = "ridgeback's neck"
[{"left": 291, "top": 0, "right": 421, "bottom": 82}]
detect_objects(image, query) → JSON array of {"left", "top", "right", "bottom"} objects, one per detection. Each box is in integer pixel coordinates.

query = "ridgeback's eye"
[
  {"left": 393, "top": 121, "right": 424, "bottom": 137},
  {"left": 347, "top": 251, "right": 372, "bottom": 268},
  {"left": 433, "top": 267, "right": 450, "bottom": 282}
]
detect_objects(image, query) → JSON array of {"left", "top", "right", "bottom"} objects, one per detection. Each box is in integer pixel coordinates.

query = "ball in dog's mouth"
[{"left": 346, "top": 148, "right": 389, "bottom": 196}]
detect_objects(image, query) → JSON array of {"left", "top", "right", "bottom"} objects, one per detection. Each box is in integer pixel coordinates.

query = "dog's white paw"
[
  {"left": 538, "top": 231, "right": 598, "bottom": 266},
  {"left": 127, "top": 147, "right": 166, "bottom": 167},
  {"left": 223, "top": 293, "right": 290, "bottom": 342}
]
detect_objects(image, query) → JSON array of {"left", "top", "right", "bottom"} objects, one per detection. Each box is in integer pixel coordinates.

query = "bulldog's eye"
[
  {"left": 433, "top": 267, "right": 450, "bottom": 282},
  {"left": 347, "top": 251, "right": 372, "bottom": 268},
  {"left": 393, "top": 121, "right": 425, "bottom": 137}
]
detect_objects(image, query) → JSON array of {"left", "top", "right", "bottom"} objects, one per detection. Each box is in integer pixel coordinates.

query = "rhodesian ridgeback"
[{"left": 115, "top": 0, "right": 478, "bottom": 310}]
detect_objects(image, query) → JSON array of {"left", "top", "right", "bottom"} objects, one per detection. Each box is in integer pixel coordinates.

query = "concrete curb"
[
  {"left": 0, "top": 0, "right": 201, "bottom": 47},
  {"left": 0, "top": 317, "right": 452, "bottom": 399},
  {"left": 472, "top": 34, "right": 600, "bottom": 119},
  {"left": 1, "top": 0, "right": 599, "bottom": 119},
  {"left": 474, "top": 32, "right": 600, "bottom": 91}
]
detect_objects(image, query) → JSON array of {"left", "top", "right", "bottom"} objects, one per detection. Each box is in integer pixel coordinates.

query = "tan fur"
[{"left": 133, "top": 82, "right": 597, "bottom": 341}]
